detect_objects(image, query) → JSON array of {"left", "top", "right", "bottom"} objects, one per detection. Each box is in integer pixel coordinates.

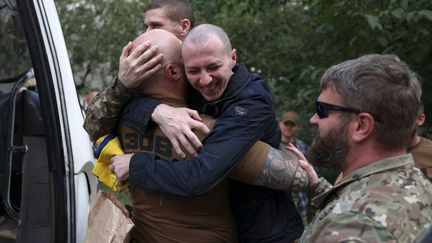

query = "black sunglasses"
[{"left": 315, "top": 101, "right": 360, "bottom": 119}]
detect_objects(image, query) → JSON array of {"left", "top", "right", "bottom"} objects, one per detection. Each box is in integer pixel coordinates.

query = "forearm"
[
  {"left": 310, "top": 177, "right": 332, "bottom": 197},
  {"left": 129, "top": 152, "right": 236, "bottom": 196},
  {"left": 83, "top": 78, "right": 132, "bottom": 141},
  {"left": 128, "top": 131, "right": 259, "bottom": 196},
  {"left": 254, "top": 147, "right": 308, "bottom": 191}
]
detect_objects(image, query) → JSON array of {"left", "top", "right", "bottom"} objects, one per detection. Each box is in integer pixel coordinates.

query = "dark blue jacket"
[{"left": 123, "top": 63, "right": 303, "bottom": 242}]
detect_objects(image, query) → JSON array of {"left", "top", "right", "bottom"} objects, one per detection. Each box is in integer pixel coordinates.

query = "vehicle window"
[{"left": 0, "top": 0, "right": 32, "bottom": 84}]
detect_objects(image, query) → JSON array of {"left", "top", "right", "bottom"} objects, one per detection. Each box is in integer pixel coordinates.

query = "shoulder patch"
[{"left": 234, "top": 106, "right": 248, "bottom": 117}]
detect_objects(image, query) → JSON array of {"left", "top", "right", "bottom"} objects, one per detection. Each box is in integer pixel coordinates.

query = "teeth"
[{"left": 204, "top": 84, "right": 216, "bottom": 92}]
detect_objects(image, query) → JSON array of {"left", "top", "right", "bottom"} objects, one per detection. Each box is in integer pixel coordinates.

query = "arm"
[
  {"left": 83, "top": 78, "right": 133, "bottom": 141},
  {"left": 128, "top": 95, "right": 278, "bottom": 196},
  {"left": 83, "top": 41, "right": 162, "bottom": 141},
  {"left": 229, "top": 143, "right": 309, "bottom": 192},
  {"left": 111, "top": 128, "right": 309, "bottom": 192},
  {"left": 112, "top": 109, "right": 308, "bottom": 192},
  {"left": 112, "top": 140, "right": 309, "bottom": 192}
]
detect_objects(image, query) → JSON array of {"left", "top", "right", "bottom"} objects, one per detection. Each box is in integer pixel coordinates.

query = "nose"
[
  {"left": 200, "top": 71, "right": 212, "bottom": 85},
  {"left": 310, "top": 113, "right": 319, "bottom": 125}
]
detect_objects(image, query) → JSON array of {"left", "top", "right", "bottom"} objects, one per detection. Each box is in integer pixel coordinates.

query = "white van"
[{"left": 0, "top": 0, "right": 97, "bottom": 242}]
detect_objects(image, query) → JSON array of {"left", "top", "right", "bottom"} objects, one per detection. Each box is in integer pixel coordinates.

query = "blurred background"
[{"left": 48, "top": 0, "right": 431, "bottom": 143}]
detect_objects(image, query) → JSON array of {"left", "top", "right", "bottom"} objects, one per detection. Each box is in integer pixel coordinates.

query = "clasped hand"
[
  {"left": 109, "top": 154, "right": 133, "bottom": 183},
  {"left": 152, "top": 104, "right": 210, "bottom": 158}
]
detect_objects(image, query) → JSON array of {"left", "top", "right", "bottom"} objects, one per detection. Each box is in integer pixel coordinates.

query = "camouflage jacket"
[
  {"left": 83, "top": 78, "right": 133, "bottom": 141},
  {"left": 300, "top": 154, "right": 432, "bottom": 243}
]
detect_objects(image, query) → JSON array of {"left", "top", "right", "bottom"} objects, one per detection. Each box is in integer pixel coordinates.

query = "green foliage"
[
  {"left": 56, "top": 0, "right": 150, "bottom": 92},
  {"left": 56, "top": 0, "right": 432, "bottom": 139},
  {"left": 299, "top": 0, "right": 432, "bottom": 137}
]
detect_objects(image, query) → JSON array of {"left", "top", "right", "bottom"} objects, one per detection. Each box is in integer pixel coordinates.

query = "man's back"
[{"left": 118, "top": 103, "right": 238, "bottom": 242}]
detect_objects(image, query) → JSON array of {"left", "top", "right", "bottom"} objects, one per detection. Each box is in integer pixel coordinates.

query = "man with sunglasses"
[{"left": 288, "top": 54, "right": 432, "bottom": 242}]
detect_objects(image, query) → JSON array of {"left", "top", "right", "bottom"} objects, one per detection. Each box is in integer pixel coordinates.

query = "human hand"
[
  {"left": 152, "top": 104, "right": 210, "bottom": 158},
  {"left": 118, "top": 41, "right": 163, "bottom": 88},
  {"left": 286, "top": 143, "right": 319, "bottom": 187},
  {"left": 109, "top": 154, "right": 134, "bottom": 183}
]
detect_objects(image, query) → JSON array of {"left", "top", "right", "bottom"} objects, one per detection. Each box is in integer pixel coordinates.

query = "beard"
[{"left": 307, "top": 122, "right": 350, "bottom": 171}]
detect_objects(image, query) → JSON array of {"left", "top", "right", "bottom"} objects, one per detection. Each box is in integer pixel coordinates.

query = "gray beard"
[{"left": 307, "top": 123, "right": 350, "bottom": 171}]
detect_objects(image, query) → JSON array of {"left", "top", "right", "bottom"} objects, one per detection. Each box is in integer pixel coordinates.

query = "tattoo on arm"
[{"left": 255, "top": 147, "right": 308, "bottom": 191}]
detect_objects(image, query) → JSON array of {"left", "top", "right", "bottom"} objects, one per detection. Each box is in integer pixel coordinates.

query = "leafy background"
[{"left": 56, "top": 0, "right": 432, "bottom": 143}]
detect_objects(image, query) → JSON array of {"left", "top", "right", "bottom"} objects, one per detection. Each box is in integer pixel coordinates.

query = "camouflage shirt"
[
  {"left": 83, "top": 78, "right": 133, "bottom": 141},
  {"left": 300, "top": 154, "right": 432, "bottom": 243}
]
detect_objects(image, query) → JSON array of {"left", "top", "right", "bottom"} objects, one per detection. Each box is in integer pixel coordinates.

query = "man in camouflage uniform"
[
  {"left": 288, "top": 54, "right": 432, "bottom": 242},
  {"left": 84, "top": 0, "right": 198, "bottom": 142}
]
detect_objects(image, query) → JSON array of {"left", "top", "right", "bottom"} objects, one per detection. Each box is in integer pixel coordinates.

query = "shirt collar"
[{"left": 311, "top": 154, "right": 414, "bottom": 209}]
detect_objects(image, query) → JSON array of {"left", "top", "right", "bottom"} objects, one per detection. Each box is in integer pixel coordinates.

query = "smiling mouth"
[{"left": 203, "top": 84, "right": 217, "bottom": 93}]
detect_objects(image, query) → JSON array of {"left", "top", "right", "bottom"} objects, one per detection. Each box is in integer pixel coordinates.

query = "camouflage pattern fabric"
[
  {"left": 300, "top": 154, "right": 432, "bottom": 243},
  {"left": 83, "top": 78, "right": 132, "bottom": 141}
]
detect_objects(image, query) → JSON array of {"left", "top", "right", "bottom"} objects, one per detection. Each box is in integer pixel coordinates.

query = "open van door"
[{"left": 0, "top": 0, "right": 97, "bottom": 242}]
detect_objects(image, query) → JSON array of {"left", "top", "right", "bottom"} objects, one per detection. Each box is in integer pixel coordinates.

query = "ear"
[
  {"left": 351, "top": 113, "right": 375, "bottom": 143},
  {"left": 179, "top": 19, "right": 191, "bottom": 37},
  {"left": 230, "top": 49, "right": 237, "bottom": 68},
  {"left": 165, "top": 64, "right": 182, "bottom": 81},
  {"left": 417, "top": 113, "right": 426, "bottom": 126}
]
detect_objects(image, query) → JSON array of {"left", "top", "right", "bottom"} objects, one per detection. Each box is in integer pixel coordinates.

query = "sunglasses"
[{"left": 315, "top": 101, "right": 360, "bottom": 119}]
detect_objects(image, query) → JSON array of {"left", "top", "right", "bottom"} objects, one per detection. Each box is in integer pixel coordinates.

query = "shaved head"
[
  {"left": 132, "top": 29, "right": 186, "bottom": 98},
  {"left": 133, "top": 29, "right": 183, "bottom": 66},
  {"left": 182, "top": 24, "right": 233, "bottom": 55}
]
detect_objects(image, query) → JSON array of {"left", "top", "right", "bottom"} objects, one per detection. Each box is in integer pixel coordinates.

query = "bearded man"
[{"left": 288, "top": 54, "right": 432, "bottom": 242}]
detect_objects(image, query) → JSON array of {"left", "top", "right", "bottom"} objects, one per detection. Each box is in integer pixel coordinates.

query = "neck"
[
  {"left": 342, "top": 143, "right": 406, "bottom": 177},
  {"left": 140, "top": 77, "right": 187, "bottom": 104},
  {"left": 281, "top": 136, "right": 295, "bottom": 145},
  {"left": 409, "top": 134, "right": 421, "bottom": 148}
]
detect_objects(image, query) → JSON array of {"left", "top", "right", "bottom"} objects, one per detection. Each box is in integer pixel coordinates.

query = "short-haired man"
[
  {"left": 144, "top": 0, "right": 194, "bottom": 38},
  {"left": 279, "top": 111, "right": 310, "bottom": 225},
  {"left": 109, "top": 24, "right": 304, "bottom": 242},
  {"left": 288, "top": 54, "right": 432, "bottom": 242},
  {"left": 84, "top": 0, "right": 199, "bottom": 141},
  {"left": 102, "top": 29, "right": 307, "bottom": 242}
]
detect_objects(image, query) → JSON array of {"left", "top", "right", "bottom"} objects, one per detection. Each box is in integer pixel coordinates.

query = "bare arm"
[
  {"left": 229, "top": 142, "right": 308, "bottom": 192},
  {"left": 255, "top": 146, "right": 308, "bottom": 191}
]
